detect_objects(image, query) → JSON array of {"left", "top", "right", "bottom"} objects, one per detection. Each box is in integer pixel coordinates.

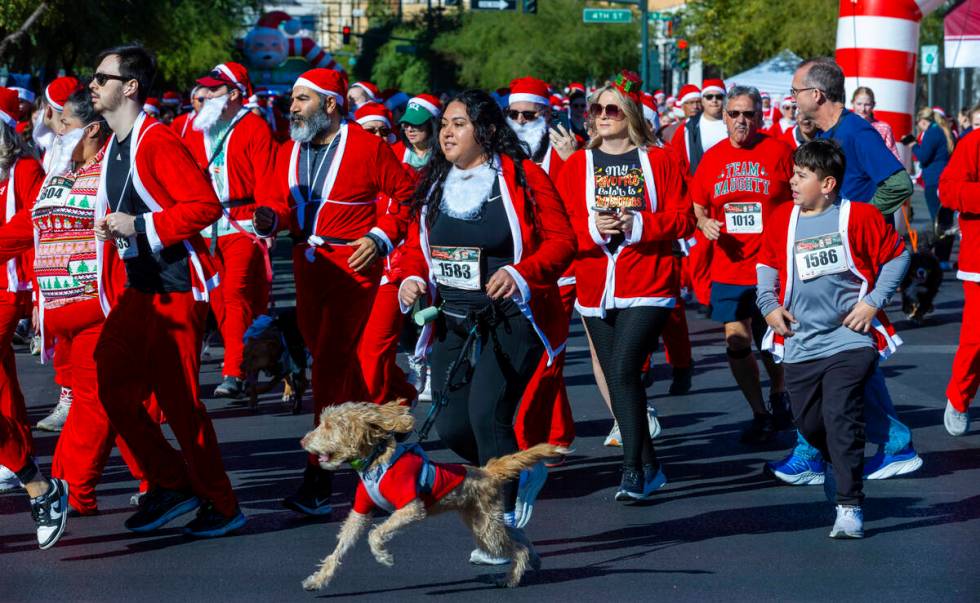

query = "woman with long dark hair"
[{"left": 398, "top": 90, "right": 575, "bottom": 559}]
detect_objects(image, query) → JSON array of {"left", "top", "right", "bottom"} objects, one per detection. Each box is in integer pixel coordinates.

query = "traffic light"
[
  {"left": 677, "top": 39, "right": 688, "bottom": 50},
  {"left": 523, "top": 0, "right": 537, "bottom": 14},
  {"left": 342, "top": 25, "right": 351, "bottom": 45}
]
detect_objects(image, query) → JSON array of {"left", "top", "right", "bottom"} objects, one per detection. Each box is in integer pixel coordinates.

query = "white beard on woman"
[
  {"left": 193, "top": 95, "right": 229, "bottom": 132},
  {"left": 506, "top": 116, "right": 548, "bottom": 158},
  {"left": 439, "top": 161, "right": 498, "bottom": 221}
]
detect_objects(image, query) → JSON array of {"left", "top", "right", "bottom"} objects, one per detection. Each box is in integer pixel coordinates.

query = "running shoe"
[
  {"left": 214, "top": 376, "right": 244, "bottom": 399},
  {"left": 768, "top": 391, "right": 794, "bottom": 431},
  {"left": 765, "top": 452, "right": 826, "bottom": 485},
  {"left": 37, "top": 388, "right": 73, "bottom": 432},
  {"left": 647, "top": 406, "right": 662, "bottom": 440},
  {"left": 944, "top": 400, "right": 970, "bottom": 436},
  {"left": 31, "top": 478, "right": 69, "bottom": 550},
  {"left": 183, "top": 503, "right": 247, "bottom": 538},
  {"left": 829, "top": 505, "right": 864, "bottom": 539},
  {"left": 514, "top": 462, "right": 547, "bottom": 529},
  {"left": 604, "top": 421, "right": 622, "bottom": 447},
  {"left": 283, "top": 466, "right": 333, "bottom": 517},
  {"left": 0, "top": 464, "right": 22, "bottom": 493},
  {"left": 668, "top": 365, "right": 693, "bottom": 396},
  {"left": 863, "top": 445, "right": 923, "bottom": 480},
  {"left": 124, "top": 487, "right": 201, "bottom": 533},
  {"left": 614, "top": 465, "right": 667, "bottom": 501},
  {"left": 739, "top": 413, "right": 775, "bottom": 444},
  {"left": 469, "top": 548, "right": 510, "bottom": 565}
]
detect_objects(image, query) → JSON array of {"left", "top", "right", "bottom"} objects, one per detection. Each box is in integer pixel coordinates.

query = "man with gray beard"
[
  {"left": 506, "top": 77, "right": 566, "bottom": 179},
  {"left": 252, "top": 68, "right": 414, "bottom": 517}
]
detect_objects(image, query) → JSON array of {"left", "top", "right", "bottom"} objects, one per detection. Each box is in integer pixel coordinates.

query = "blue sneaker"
[
  {"left": 514, "top": 461, "right": 547, "bottom": 529},
  {"left": 766, "top": 452, "right": 826, "bottom": 485},
  {"left": 863, "top": 446, "right": 923, "bottom": 480},
  {"left": 614, "top": 465, "right": 667, "bottom": 501}
]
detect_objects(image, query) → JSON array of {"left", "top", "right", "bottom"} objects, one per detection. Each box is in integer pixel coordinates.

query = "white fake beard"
[
  {"left": 193, "top": 95, "right": 229, "bottom": 132},
  {"left": 47, "top": 127, "right": 86, "bottom": 177},
  {"left": 290, "top": 111, "right": 331, "bottom": 143},
  {"left": 32, "top": 112, "right": 55, "bottom": 154},
  {"left": 440, "top": 162, "right": 497, "bottom": 221},
  {"left": 506, "top": 116, "right": 547, "bottom": 157}
]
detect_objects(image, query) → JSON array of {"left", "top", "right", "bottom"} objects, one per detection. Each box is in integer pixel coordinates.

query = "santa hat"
[
  {"left": 677, "top": 84, "right": 701, "bottom": 105},
  {"left": 0, "top": 88, "right": 21, "bottom": 129},
  {"left": 701, "top": 78, "right": 725, "bottom": 96},
  {"left": 45, "top": 76, "right": 81, "bottom": 112},
  {"left": 760, "top": 91, "right": 771, "bottom": 100},
  {"left": 143, "top": 97, "right": 160, "bottom": 116},
  {"left": 245, "top": 94, "right": 259, "bottom": 109},
  {"left": 10, "top": 87, "right": 35, "bottom": 104},
  {"left": 401, "top": 93, "right": 442, "bottom": 125},
  {"left": 640, "top": 92, "right": 657, "bottom": 123},
  {"left": 666, "top": 95, "right": 676, "bottom": 106},
  {"left": 932, "top": 106, "right": 946, "bottom": 118},
  {"left": 354, "top": 102, "right": 392, "bottom": 128},
  {"left": 255, "top": 10, "right": 301, "bottom": 35},
  {"left": 161, "top": 91, "right": 182, "bottom": 106},
  {"left": 508, "top": 77, "right": 550, "bottom": 107},
  {"left": 567, "top": 82, "right": 586, "bottom": 97},
  {"left": 550, "top": 94, "right": 564, "bottom": 111},
  {"left": 780, "top": 96, "right": 796, "bottom": 108},
  {"left": 293, "top": 68, "right": 347, "bottom": 107},
  {"left": 653, "top": 89, "right": 666, "bottom": 102},
  {"left": 350, "top": 81, "right": 380, "bottom": 102},
  {"left": 197, "top": 62, "right": 253, "bottom": 98}
]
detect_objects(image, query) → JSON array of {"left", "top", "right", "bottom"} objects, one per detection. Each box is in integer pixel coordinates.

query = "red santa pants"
[
  {"left": 293, "top": 244, "right": 380, "bottom": 421},
  {"left": 514, "top": 283, "right": 576, "bottom": 448},
  {"left": 94, "top": 289, "right": 237, "bottom": 516},
  {"left": 46, "top": 299, "right": 146, "bottom": 513},
  {"left": 662, "top": 303, "right": 692, "bottom": 369},
  {"left": 53, "top": 336, "right": 71, "bottom": 389},
  {"left": 357, "top": 281, "right": 417, "bottom": 405},
  {"left": 947, "top": 280, "right": 980, "bottom": 412},
  {"left": 0, "top": 291, "right": 32, "bottom": 474},
  {"left": 210, "top": 234, "right": 271, "bottom": 379}
]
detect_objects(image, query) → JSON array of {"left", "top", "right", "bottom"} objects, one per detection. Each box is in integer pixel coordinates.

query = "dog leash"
[{"left": 901, "top": 202, "right": 918, "bottom": 251}]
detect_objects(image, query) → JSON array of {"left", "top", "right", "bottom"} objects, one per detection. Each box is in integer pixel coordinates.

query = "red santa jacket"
[
  {"left": 399, "top": 154, "right": 577, "bottom": 365},
  {"left": 95, "top": 112, "right": 222, "bottom": 313},
  {"left": 171, "top": 111, "right": 195, "bottom": 140},
  {"left": 558, "top": 146, "right": 695, "bottom": 317},
  {"left": 182, "top": 110, "right": 278, "bottom": 227},
  {"left": 939, "top": 129, "right": 980, "bottom": 281},
  {"left": 0, "top": 156, "right": 43, "bottom": 292},
  {"left": 758, "top": 199, "right": 905, "bottom": 362},
  {"left": 780, "top": 125, "right": 804, "bottom": 148},
  {"left": 267, "top": 121, "right": 414, "bottom": 253}
]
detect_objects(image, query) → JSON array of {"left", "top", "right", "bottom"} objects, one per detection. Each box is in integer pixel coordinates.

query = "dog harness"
[{"left": 353, "top": 443, "right": 465, "bottom": 514}]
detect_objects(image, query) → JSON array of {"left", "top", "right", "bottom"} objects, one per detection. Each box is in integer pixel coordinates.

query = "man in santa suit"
[
  {"left": 347, "top": 80, "right": 380, "bottom": 112},
  {"left": 506, "top": 77, "right": 565, "bottom": 178},
  {"left": 253, "top": 68, "right": 414, "bottom": 517},
  {"left": 769, "top": 96, "right": 796, "bottom": 137},
  {"left": 91, "top": 44, "right": 244, "bottom": 537},
  {"left": 171, "top": 84, "right": 205, "bottom": 140},
  {"left": 182, "top": 62, "right": 277, "bottom": 399}
]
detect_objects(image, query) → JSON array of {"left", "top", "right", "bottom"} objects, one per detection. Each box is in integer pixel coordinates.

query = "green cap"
[{"left": 399, "top": 103, "right": 432, "bottom": 125}]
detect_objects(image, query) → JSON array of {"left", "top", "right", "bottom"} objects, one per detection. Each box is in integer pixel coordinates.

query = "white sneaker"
[
  {"left": 0, "top": 464, "right": 22, "bottom": 493},
  {"left": 30, "top": 335, "right": 42, "bottom": 356},
  {"left": 647, "top": 406, "right": 662, "bottom": 440},
  {"left": 408, "top": 355, "right": 428, "bottom": 392},
  {"left": 32, "top": 478, "right": 69, "bottom": 549},
  {"left": 469, "top": 547, "right": 510, "bottom": 565},
  {"left": 514, "top": 462, "right": 547, "bottom": 529},
  {"left": 944, "top": 400, "right": 970, "bottom": 436},
  {"left": 829, "top": 505, "right": 864, "bottom": 539},
  {"left": 37, "top": 389, "right": 73, "bottom": 432},
  {"left": 603, "top": 421, "right": 622, "bottom": 447},
  {"left": 418, "top": 365, "right": 432, "bottom": 403}
]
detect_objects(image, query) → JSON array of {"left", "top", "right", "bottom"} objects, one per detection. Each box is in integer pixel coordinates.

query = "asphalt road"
[{"left": 2, "top": 194, "right": 978, "bottom": 602}]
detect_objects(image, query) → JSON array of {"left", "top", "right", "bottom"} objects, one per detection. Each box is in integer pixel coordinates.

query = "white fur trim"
[
  {"left": 351, "top": 82, "right": 378, "bottom": 101},
  {"left": 409, "top": 97, "right": 440, "bottom": 117},
  {"left": 356, "top": 114, "right": 391, "bottom": 128},
  {"left": 293, "top": 77, "right": 345, "bottom": 107},
  {"left": 502, "top": 265, "right": 531, "bottom": 304},
  {"left": 142, "top": 211, "right": 164, "bottom": 252},
  {"left": 702, "top": 85, "right": 725, "bottom": 95},
  {"left": 0, "top": 110, "right": 15, "bottom": 129},
  {"left": 508, "top": 93, "right": 549, "bottom": 107},
  {"left": 678, "top": 91, "right": 701, "bottom": 105}
]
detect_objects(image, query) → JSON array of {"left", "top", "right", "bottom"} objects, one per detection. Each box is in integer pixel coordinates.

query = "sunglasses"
[
  {"left": 363, "top": 126, "right": 391, "bottom": 137},
  {"left": 703, "top": 94, "right": 724, "bottom": 101},
  {"left": 726, "top": 110, "right": 757, "bottom": 119},
  {"left": 589, "top": 103, "right": 624, "bottom": 120},
  {"left": 93, "top": 72, "right": 130, "bottom": 87},
  {"left": 194, "top": 96, "right": 207, "bottom": 104},
  {"left": 507, "top": 110, "right": 540, "bottom": 121}
]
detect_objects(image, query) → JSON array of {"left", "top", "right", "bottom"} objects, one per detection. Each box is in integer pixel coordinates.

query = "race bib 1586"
[
  {"left": 794, "top": 232, "right": 847, "bottom": 280},
  {"left": 724, "top": 202, "right": 763, "bottom": 234},
  {"left": 431, "top": 246, "right": 481, "bottom": 291}
]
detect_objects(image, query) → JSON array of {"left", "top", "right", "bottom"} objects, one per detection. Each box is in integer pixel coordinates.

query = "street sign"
[
  {"left": 472, "top": 0, "right": 517, "bottom": 10},
  {"left": 649, "top": 11, "right": 673, "bottom": 22},
  {"left": 583, "top": 8, "right": 633, "bottom": 24},
  {"left": 921, "top": 44, "right": 939, "bottom": 75}
]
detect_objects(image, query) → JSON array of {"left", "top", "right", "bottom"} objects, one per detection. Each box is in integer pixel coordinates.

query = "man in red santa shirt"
[
  {"left": 182, "top": 62, "right": 278, "bottom": 399},
  {"left": 253, "top": 68, "right": 414, "bottom": 517},
  {"left": 91, "top": 44, "right": 243, "bottom": 536},
  {"left": 171, "top": 84, "right": 205, "bottom": 140},
  {"left": 506, "top": 77, "right": 566, "bottom": 178}
]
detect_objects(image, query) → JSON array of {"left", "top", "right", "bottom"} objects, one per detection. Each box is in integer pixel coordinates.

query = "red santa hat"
[
  {"left": 0, "top": 88, "right": 21, "bottom": 129},
  {"left": 294, "top": 68, "right": 348, "bottom": 107},
  {"left": 10, "top": 86, "right": 35, "bottom": 104},
  {"left": 549, "top": 94, "right": 564, "bottom": 111},
  {"left": 354, "top": 102, "right": 392, "bottom": 128},
  {"left": 932, "top": 106, "right": 946, "bottom": 118},
  {"left": 400, "top": 93, "right": 442, "bottom": 125},
  {"left": 350, "top": 81, "right": 380, "bottom": 102},
  {"left": 677, "top": 84, "right": 701, "bottom": 105},
  {"left": 161, "top": 91, "right": 182, "bottom": 106},
  {"left": 653, "top": 89, "right": 666, "bottom": 102},
  {"left": 760, "top": 91, "right": 771, "bottom": 100},
  {"left": 143, "top": 97, "right": 160, "bottom": 116},
  {"left": 780, "top": 96, "right": 796, "bottom": 108},
  {"left": 197, "top": 62, "right": 253, "bottom": 98},
  {"left": 567, "top": 82, "right": 586, "bottom": 97},
  {"left": 508, "top": 76, "right": 550, "bottom": 107},
  {"left": 45, "top": 76, "right": 81, "bottom": 112},
  {"left": 640, "top": 92, "right": 657, "bottom": 123},
  {"left": 701, "top": 78, "right": 725, "bottom": 96}
]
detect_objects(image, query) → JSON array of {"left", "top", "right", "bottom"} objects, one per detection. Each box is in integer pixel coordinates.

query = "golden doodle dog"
[{"left": 299, "top": 401, "right": 563, "bottom": 590}]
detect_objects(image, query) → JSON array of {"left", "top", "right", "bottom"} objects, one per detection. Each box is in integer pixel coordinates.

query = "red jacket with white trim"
[
  {"left": 0, "top": 156, "right": 43, "bottom": 292},
  {"left": 182, "top": 110, "right": 279, "bottom": 225},
  {"left": 95, "top": 112, "right": 222, "bottom": 312},
  {"left": 399, "top": 154, "right": 577, "bottom": 364},
  {"left": 758, "top": 199, "right": 905, "bottom": 361},
  {"left": 558, "top": 146, "right": 695, "bottom": 317},
  {"left": 939, "top": 129, "right": 980, "bottom": 281}
]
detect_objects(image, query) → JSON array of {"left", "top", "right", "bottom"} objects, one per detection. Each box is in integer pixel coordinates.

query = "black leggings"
[
  {"left": 430, "top": 301, "right": 543, "bottom": 512},
  {"left": 585, "top": 306, "right": 672, "bottom": 470}
]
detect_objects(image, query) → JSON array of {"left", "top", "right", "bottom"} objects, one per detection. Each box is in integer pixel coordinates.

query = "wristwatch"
[{"left": 133, "top": 215, "right": 146, "bottom": 234}]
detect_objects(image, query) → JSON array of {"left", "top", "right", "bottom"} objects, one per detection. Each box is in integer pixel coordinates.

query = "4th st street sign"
[{"left": 583, "top": 8, "right": 633, "bottom": 24}]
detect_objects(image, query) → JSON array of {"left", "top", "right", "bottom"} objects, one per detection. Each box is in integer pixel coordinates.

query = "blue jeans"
[{"left": 793, "top": 366, "right": 911, "bottom": 460}]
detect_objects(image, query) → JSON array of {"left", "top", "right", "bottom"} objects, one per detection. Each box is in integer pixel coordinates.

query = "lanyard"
[
  {"left": 109, "top": 136, "right": 135, "bottom": 215},
  {"left": 303, "top": 137, "right": 336, "bottom": 203}
]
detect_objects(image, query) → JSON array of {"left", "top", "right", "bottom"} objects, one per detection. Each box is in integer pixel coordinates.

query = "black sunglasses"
[
  {"left": 589, "top": 103, "right": 623, "bottom": 119},
  {"left": 703, "top": 94, "right": 724, "bottom": 101},
  {"left": 507, "top": 110, "right": 539, "bottom": 121},
  {"left": 93, "top": 72, "right": 130, "bottom": 87},
  {"left": 363, "top": 125, "right": 391, "bottom": 137},
  {"left": 194, "top": 96, "right": 207, "bottom": 104},
  {"left": 726, "top": 110, "right": 757, "bottom": 119}
]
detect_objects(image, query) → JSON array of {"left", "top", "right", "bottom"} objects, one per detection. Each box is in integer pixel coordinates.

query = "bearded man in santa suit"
[
  {"left": 253, "top": 68, "right": 414, "bottom": 517},
  {"left": 182, "top": 62, "right": 278, "bottom": 399}
]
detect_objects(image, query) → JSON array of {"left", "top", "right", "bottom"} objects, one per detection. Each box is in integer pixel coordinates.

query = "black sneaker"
[
  {"left": 740, "top": 413, "right": 776, "bottom": 444},
  {"left": 283, "top": 465, "right": 333, "bottom": 517},
  {"left": 214, "top": 376, "right": 244, "bottom": 399},
  {"left": 124, "top": 487, "right": 200, "bottom": 533},
  {"left": 668, "top": 365, "right": 693, "bottom": 396},
  {"left": 31, "top": 478, "right": 69, "bottom": 550},
  {"left": 769, "top": 391, "right": 794, "bottom": 431},
  {"left": 615, "top": 467, "right": 644, "bottom": 501},
  {"left": 183, "top": 503, "right": 247, "bottom": 538}
]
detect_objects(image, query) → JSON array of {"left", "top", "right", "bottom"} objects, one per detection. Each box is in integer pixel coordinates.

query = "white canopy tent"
[{"left": 723, "top": 50, "right": 803, "bottom": 101}]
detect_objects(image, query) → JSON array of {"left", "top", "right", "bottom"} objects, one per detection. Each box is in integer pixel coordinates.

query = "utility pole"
[{"left": 639, "top": 0, "right": 649, "bottom": 90}]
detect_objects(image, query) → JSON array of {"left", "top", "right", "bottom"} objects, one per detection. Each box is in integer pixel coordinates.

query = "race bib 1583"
[{"left": 431, "top": 245, "right": 481, "bottom": 291}]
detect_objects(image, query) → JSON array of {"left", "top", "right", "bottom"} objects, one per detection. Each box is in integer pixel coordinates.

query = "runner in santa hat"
[
  {"left": 653, "top": 89, "right": 666, "bottom": 109},
  {"left": 10, "top": 87, "right": 34, "bottom": 123},
  {"left": 769, "top": 96, "right": 797, "bottom": 137},
  {"left": 940, "top": 126, "right": 980, "bottom": 437},
  {"left": 142, "top": 97, "right": 160, "bottom": 117},
  {"left": 353, "top": 101, "right": 395, "bottom": 143},
  {"left": 506, "top": 77, "right": 566, "bottom": 178},
  {"left": 781, "top": 115, "right": 818, "bottom": 148},
  {"left": 36, "top": 77, "right": 83, "bottom": 176},
  {"left": 90, "top": 44, "right": 244, "bottom": 537},
  {"left": 661, "top": 84, "right": 698, "bottom": 147},
  {"left": 253, "top": 67, "right": 414, "bottom": 517},
  {"left": 392, "top": 93, "right": 440, "bottom": 171},
  {"left": 347, "top": 80, "right": 379, "bottom": 111},
  {"left": 171, "top": 84, "right": 205, "bottom": 139},
  {"left": 182, "top": 61, "right": 278, "bottom": 400},
  {"left": 0, "top": 87, "right": 69, "bottom": 550},
  {"left": 558, "top": 70, "right": 695, "bottom": 501},
  {"left": 761, "top": 91, "right": 774, "bottom": 127}
]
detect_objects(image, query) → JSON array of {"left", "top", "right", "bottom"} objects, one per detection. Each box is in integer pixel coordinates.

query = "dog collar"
[{"left": 350, "top": 439, "right": 390, "bottom": 472}]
